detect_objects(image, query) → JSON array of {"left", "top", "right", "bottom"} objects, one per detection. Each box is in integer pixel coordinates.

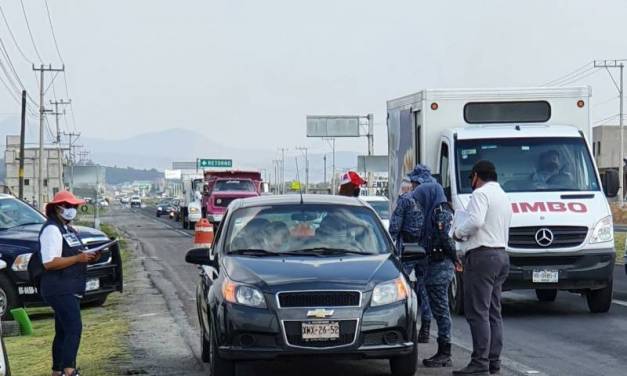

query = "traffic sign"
[{"left": 197, "top": 159, "right": 233, "bottom": 168}]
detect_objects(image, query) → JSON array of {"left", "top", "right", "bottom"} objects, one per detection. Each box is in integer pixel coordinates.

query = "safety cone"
[{"left": 194, "top": 218, "right": 214, "bottom": 247}]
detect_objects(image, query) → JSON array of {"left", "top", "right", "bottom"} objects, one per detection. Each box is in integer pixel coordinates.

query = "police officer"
[
  {"left": 39, "top": 191, "right": 99, "bottom": 376},
  {"left": 409, "top": 164, "right": 456, "bottom": 365},
  {"left": 389, "top": 176, "right": 424, "bottom": 273}
]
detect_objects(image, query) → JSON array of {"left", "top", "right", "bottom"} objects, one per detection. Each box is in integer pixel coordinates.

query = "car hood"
[
  {"left": 0, "top": 224, "right": 109, "bottom": 256},
  {"left": 212, "top": 191, "right": 259, "bottom": 198},
  {"left": 223, "top": 253, "right": 402, "bottom": 292}
]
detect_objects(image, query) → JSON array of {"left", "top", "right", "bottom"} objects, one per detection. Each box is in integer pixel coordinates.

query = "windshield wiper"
[
  {"left": 228, "top": 249, "right": 278, "bottom": 257},
  {"left": 286, "top": 247, "right": 372, "bottom": 256},
  {"left": 7, "top": 222, "right": 44, "bottom": 230}
]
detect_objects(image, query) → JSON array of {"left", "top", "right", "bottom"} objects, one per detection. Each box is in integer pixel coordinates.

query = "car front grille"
[
  {"left": 509, "top": 226, "right": 588, "bottom": 249},
  {"left": 278, "top": 291, "right": 361, "bottom": 308},
  {"left": 282, "top": 320, "right": 358, "bottom": 348}
]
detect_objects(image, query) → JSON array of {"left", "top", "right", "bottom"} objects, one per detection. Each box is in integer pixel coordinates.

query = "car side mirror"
[
  {"left": 400, "top": 243, "right": 426, "bottom": 263},
  {"left": 185, "top": 247, "right": 215, "bottom": 266},
  {"left": 601, "top": 169, "right": 619, "bottom": 198}
]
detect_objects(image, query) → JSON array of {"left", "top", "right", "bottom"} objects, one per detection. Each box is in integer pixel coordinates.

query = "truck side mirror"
[{"left": 601, "top": 169, "right": 619, "bottom": 198}]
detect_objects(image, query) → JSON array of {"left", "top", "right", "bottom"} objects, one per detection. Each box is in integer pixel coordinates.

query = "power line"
[
  {"left": 556, "top": 68, "right": 601, "bottom": 87},
  {"left": 43, "top": 0, "right": 64, "bottom": 64},
  {"left": 542, "top": 61, "right": 592, "bottom": 86},
  {"left": 19, "top": 0, "right": 43, "bottom": 62},
  {"left": 0, "top": 4, "right": 33, "bottom": 64},
  {"left": 0, "top": 37, "right": 38, "bottom": 107}
]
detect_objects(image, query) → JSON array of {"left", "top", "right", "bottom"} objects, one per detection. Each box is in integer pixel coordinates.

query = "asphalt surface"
[{"left": 108, "top": 205, "right": 627, "bottom": 376}]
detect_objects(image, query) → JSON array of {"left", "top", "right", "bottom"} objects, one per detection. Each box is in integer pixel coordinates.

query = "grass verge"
[
  {"left": 615, "top": 232, "right": 625, "bottom": 264},
  {"left": 4, "top": 224, "right": 131, "bottom": 376}
]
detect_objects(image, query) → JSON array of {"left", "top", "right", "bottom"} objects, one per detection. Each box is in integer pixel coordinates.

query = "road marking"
[{"left": 612, "top": 299, "right": 627, "bottom": 307}]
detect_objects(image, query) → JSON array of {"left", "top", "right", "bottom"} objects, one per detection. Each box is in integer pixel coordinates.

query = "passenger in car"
[{"left": 265, "top": 222, "right": 290, "bottom": 252}]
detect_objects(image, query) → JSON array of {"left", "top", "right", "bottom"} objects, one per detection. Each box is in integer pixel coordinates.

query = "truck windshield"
[
  {"left": 0, "top": 198, "right": 45, "bottom": 230},
  {"left": 455, "top": 137, "right": 600, "bottom": 194},
  {"left": 214, "top": 180, "right": 255, "bottom": 192}
]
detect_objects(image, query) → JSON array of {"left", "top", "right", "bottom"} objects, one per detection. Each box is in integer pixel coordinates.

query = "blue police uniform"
[
  {"left": 39, "top": 218, "right": 87, "bottom": 372},
  {"left": 389, "top": 191, "right": 431, "bottom": 325}
]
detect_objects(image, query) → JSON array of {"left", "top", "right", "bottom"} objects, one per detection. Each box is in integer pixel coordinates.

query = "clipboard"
[{"left": 81, "top": 239, "right": 118, "bottom": 253}]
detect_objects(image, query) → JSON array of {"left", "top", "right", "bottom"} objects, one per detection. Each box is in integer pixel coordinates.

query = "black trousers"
[
  {"left": 463, "top": 247, "right": 509, "bottom": 368},
  {"left": 44, "top": 294, "right": 83, "bottom": 371}
]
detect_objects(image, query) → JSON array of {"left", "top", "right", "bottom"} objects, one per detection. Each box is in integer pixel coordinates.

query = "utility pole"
[
  {"left": 594, "top": 60, "right": 625, "bottom": 206},
  {"left": 295, "top": 147, "right": 309, "bottom": 193},
  {"left": 278, "top": 148, "right": 287, "bottom": 194},
  {"left": 323, "top": 155, "right": 327, "bottom": 188},
  {"left": 33, "top": 64, "right": 64, "bottom": 209},
  {"left": 366, "top": 114, "right": 374, "bottom": 194},
  {"left": 323, "top": 138, "right": 336, "bottom": 194},
  {"left": 63, "top": 131, "right": 80, "bottom": 191},
  {"left": 50, "top": 99, "right": 71, "bottom": 191},
  {"left": 19, "top": 90, "right": 26, "bottom": 199}
]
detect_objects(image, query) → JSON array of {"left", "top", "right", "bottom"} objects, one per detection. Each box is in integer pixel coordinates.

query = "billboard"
[
  {"left": 306, "top": 116, "right": 361, "bottom": 138},
  {"left": 357, "top": 155, "right": 389, "bottom": 174},
  {"left": 172, "top": 161, "right": 197, "bottom": 170},
  {"left": 164, "top": 169, "right": 182, "bottom": 180}
]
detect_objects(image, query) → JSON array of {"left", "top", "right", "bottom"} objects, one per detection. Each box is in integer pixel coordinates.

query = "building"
[
  {"left": 3, "top": 135, "right": 65, "bottom": 205},
  {"left": 592, "top": 125, "right": 627, "bottom": 170}
]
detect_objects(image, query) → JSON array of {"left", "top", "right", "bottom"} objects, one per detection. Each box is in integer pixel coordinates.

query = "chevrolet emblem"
[{"left": 306, "top": 308, "right": 335, "bottom": 318}]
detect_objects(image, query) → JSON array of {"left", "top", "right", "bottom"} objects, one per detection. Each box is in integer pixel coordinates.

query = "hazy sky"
[{"left": 2, "top": 0, "right": 627, "bottom": 159}]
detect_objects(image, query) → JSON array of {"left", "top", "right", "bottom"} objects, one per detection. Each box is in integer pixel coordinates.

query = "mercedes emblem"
[{"left": 535, "top": 228, "right": 554, "bottom": 247}]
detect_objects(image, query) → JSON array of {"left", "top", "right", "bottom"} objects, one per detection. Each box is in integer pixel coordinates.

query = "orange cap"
[{"left": 48, "top": 191, "right": 86, "bottom": 206}]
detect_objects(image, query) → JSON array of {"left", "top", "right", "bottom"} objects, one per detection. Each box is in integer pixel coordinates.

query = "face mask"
[{"left": 59, "top": 207, "right": 77, "bottom": 221}]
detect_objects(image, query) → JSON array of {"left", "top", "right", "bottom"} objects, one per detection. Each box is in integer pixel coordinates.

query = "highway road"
[{"left": 106, "top": 205, "right": 627, "bottom": 376}]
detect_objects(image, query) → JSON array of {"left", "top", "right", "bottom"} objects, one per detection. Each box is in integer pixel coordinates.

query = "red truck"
[{"left": 201, "top": 170, "right": 262, "bottom": 225}]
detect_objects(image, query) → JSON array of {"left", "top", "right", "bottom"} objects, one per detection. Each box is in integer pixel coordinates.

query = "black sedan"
[
  {"left": 185, "top": 195, "right": 422, "bottom": 376},
  {"left": 156, "top": 200, "right": 174, "bottom": 217}
]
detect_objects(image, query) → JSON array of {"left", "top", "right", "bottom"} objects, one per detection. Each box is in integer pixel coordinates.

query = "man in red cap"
[
  {"left": 338, "top": 170, "right": 366, "bottom": 197},
  {"left": 38, "top": 190, "right": 99, "bottom": 376}
]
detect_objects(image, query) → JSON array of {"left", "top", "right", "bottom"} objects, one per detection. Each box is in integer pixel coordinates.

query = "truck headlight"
[
  {"left": 189, "top": 207, "right": 199, "bottom": 214},
  {"left": 12, "top": 253, "right": 32, "bottom": 272},
  {"left": 222, "top": 278, "right": 266, "bottom": 308},
  {"left": 590, "top": 216, "right": 613, "bottom": 244},
  {"left": 158, "top": 206, "right": 163, "bottom": 211},
  {"left": 371, "top": 276, "right": 409, "bottom": 307}
]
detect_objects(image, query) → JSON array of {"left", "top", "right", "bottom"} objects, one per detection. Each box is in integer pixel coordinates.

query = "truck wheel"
[
  {"left": 535, "top": 289, "right": 557, "bottom": 302},
  {"left": 183, "top": 217, "right": 189, "bottom": 230},
  {"left": 449, "top": 270, "right": 464, "bottom": 315},
  {"left": 389, "top": 326, "right": 418, "bottom": 376},
  {"left": 586, "top": 280, "right": 613, "bottom": 313},
  {"left": 0, "top": 275, "right": 18, "bottom": 321}
]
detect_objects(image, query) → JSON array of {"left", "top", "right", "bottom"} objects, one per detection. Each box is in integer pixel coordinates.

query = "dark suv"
[
  {"left": 185, "top": 195, "right": 422, "bottom": 376},
  {"left": 0, "top": 194, "right": 123, "bottom": 319}
]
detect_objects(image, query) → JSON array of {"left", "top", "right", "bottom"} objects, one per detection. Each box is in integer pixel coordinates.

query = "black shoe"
[
  {"left": 423, "top": 340, "right": 452, "bottom": 368},
  {"left": 418, "top": 320, "right": 431, "bottom": 343},
  {"left": 452, "top": 363, "right": 489, "bottom": 375},
  {"left": 489, "top": 360, "right": 501, "bottom": 374}
]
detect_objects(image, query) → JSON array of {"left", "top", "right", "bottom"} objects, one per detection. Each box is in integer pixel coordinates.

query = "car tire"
[
  {"left": 200, "top": 326, "right": 211, "bottom": 363},
  {"left": 535, "top": 289, "right": 557, "bottom": 302},
  {"left": 389, "top": 326, "right": 418, "bottom": 376},
  {"left": 208, "top": 322, "right": 235, "bottom": 376},
  {"left": 81, "top": 295, "right": 107, "bottom": 308},
  {"left": 156, "top": 213, "right": 160, "bottom": 217},
  {"left": 449, "top": 270, "right": 464, "bottom": 315},
  {"left": 586, "top": 280, "right": 613, "bottom": 313},
  {"left": 183, "top": 217, "right": 189, "bottom": 230},
  {"left": 0, "top": 274, "right": 18, "bottom": 321},
  {"left": 1, "top": 335, "right": 11, "bottom": 375}
]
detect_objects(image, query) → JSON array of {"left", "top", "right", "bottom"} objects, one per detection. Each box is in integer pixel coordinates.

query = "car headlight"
[
  {"left": 12, "top": 253, "right": 32, "bottom": 272},
  {"left": 158, "top": 207, "right": 162, "bottom": 211},
  {"left": 371, "top": 276, "right": 410, "bottom": 307},
  {"left": 590, "top": 216, "right": 613, "bottom": 244},
  {"left": 189, "top": 207, "right": 199, "bottom": 214},
  {"left": 222, "top": 278, "right": 266, "bottom": 308}
]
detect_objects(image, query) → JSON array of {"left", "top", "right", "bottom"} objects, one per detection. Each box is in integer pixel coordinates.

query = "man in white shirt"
[{"left": 453, "top": 160, "right": 512, "bottom": 376}]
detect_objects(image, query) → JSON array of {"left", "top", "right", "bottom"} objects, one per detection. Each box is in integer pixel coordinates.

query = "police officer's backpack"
[
  {"left": 429, "top": 202, "right": 456, "bottom": 262},
  {"left": 27, "top": 250, "right": 45, "bottom": 289}
]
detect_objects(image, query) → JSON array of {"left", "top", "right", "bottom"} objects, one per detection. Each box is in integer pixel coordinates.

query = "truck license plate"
[
  {"left": 86, "top": 278, "right": 100, "bottom": 291},
  {"left": 302, "top": 321, "right": 340, "bottom": 341},
  {"left": 532, "top": 270, "right": 558, "bottom": 283}
]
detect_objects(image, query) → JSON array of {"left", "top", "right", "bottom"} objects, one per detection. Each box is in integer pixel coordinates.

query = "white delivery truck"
[
  {"left": 180, "top": 173, "right": 204, "bottom": 230},
  {"left": 387, "top": 87, "right": 618, "bottom": 314}
]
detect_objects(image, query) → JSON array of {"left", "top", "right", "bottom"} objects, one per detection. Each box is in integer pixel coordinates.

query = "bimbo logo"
[{"left": 511, "top": 202, "right": 587, "bottom": 214}]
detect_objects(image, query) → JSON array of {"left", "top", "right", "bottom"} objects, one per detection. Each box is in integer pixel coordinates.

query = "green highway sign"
[{"left": 198, "top": 159, "right": 233, "bottom": 168}]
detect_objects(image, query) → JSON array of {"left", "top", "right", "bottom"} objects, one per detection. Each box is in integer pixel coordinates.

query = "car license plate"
[
  {"left": 301, "top": 321, "right": 340, "bottom": 341},
  {"left": 532, "top": 270, "right": 559, "bottom": 283},
  {"left": 86, "top": 278, "right": 100, "bottom": 292}
]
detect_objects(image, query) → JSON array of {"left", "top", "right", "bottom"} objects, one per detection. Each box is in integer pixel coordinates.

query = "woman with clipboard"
[{"left": 39, "top": 191, "right": 100, "bottom": 376}]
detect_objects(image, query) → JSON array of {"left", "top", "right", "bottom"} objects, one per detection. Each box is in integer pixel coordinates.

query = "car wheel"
[
  {"left": 535, "top": 289, "right": 557, "bottom": 302},
  {"left": 0, "top": 274, "right": 18, "bottom": 320},
  {"left": 208, "top": 322, "right": 235, "bottom": 376},
  {"left": 1, "top": 334, "right": 11, "bottom": 375},
  {"left": 389, "top": 326, "right": 418, "bottom": 376},
  {"left": 156, "top": 212, "right": 160, "bottom": 217},
  {"left": 586, "top": 280, "right": 613, "bottom": 313},
  {"left": 449, "top": 270, "right": 464, "bottom": 315},
  {"left": 200, "top": 325, "right": 211, "bottom": 363}
]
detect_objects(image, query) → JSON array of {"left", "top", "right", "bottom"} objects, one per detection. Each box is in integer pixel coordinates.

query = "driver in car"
[{"left": 532, "top": 150, "right": 564, "bottom": 184}]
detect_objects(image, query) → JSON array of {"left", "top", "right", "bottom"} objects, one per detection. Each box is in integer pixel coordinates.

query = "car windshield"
[
  {"left": 365, "top": 200, "right": 390, "bottom": 220},
  {"left": 0, "top": 198, "right": 46, "bottom": 230},
  {"left": 456, "top": 137, "right": 600, "bottom": 194},
  {"left": 225, "top": 204, "right": 392, "bottom": 255}
]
